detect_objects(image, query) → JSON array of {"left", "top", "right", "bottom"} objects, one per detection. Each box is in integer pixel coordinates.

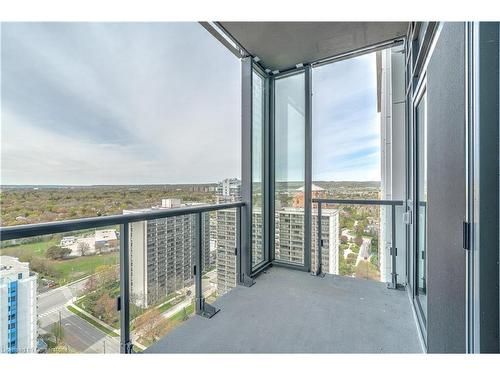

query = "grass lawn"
[
  {"left": 0, "top": 238, "right": 58, "bottom": 258},
  {"left": 157, "top": 298, "right": 182, "bottom": 314},
  {"left": 169, "top": 301, "right": 195, "bottom": 322},
  {"left": 66, "top": 305, "right": 119, "bottom": 337},
  {"left": 53, "top": 253, "right": 118, "bottom": 284}
]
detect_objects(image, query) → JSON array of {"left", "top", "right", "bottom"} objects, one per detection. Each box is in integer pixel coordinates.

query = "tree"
[
  {"left": 134, "top": 308, "right": 172, "bottom": 344},
  {"left": 46, "top": 246, "right": 71, "bottom": 260},
  {"left": 95, "top": 264, "right": 119, "bottom": 286},
  {"left": 355, "top": 260, "right": 380, "bottom": 281},
  {"left": 31, "top": 257, "right": 60, "bottom": 278},
  {"left": 94, "top": 293, "right": 116, "bottom": 323},
  {"left": 340, "top": 235, "right": 348, "bottom": 244},
  {"left": 51, "top": 322, "right": 64, "bottom": 345},
  {"left": 354, "top": 236, "right": 364, "bottom": 247},
  {"left": 77, "top": 241, "right": 91, "bottom": 256}
]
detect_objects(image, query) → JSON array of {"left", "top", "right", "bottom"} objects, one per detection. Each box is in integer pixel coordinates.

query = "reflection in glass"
[
  {"left": 252, "top": 70, "right": 265, "bottom": 267},
  {"left": 274, "top": 73, "right": 305, "bottom": 265},
  {"left": 416, "top": 92, "right": 427, "bottom": 319}
]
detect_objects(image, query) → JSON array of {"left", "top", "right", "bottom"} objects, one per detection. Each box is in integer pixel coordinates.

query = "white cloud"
[{"left": 1, "top": 22, "right": 241, "bottom": 185}]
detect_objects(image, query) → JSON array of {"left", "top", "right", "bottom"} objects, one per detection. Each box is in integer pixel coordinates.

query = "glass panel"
[
  {"left": 252, "top": 70, "right": 265, "bottom": 267},
  {"left": 128, "top": 214, "right": 196, "bottom": 352},
  {"left": 274, "top": 72, "right": 306, "bottom": 265},
  {"left": 416, "top": 92, "right": 428, "bottom": 319},
  {"left": 311, "top": 202, "right": 405, "bottom": 284},
  {"left": 0, "top": 228, "right": 120, "bottom": 354},
  {"left": 202, "top": 209, "right": 237, "bottom": 305}
]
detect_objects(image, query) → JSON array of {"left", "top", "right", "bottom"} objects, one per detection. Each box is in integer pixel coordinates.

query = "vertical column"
[
  {"left": 119, "top": 223, "right": 131, "bottom": 353},
  {"left": 240, "top": 56, "right": 255, "bottom": 285},
  {"left": 304, "top": 65, "right": 313, "bottom": 272}
]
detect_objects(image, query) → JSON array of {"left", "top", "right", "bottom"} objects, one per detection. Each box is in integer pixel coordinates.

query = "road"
[
  {"left": 38, "top": 277, "right": 120, "bottom": 353},
  {"left": 38, "top": 269, "right": 218, "bottom": 353},
  {"left": 356, "top": 237, "right": 372, "bottom": 266},
  {"left": 38, "top": 277, "right": 88, "bottom": 317},
  {"left": 41, "top": 307, "right": 120, "bottom": 353}
]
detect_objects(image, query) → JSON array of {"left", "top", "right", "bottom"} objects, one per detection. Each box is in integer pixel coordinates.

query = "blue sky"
[
  {"left": 1, "top": 22, "right": 380, "bottom": 185},
  {"left": 313, "top": 52, "right": 381, "bottom": 181}
]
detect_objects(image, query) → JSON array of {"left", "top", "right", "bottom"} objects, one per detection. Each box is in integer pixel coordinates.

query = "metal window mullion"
[
  {"left": 241, "top": 56, "right": 253, "bottom": 280},
  {"left": 304, "top": 65, "right": 312, "bottom": 272},
  {"left": 119, "top": 223, "right": 131, "bottom": 354}
]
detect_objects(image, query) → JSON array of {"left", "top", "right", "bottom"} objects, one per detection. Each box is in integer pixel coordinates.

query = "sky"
[
  {"left": 313, "top": 53, "right": 381, "bottom": 182},
  {"left": 1, "top": 22, "right": 241, "bottom": 185},
  {"left": 1, "top": 22, "right": 381, "bottom": 185}
]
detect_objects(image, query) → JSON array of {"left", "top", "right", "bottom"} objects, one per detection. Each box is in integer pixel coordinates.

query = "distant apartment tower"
[
  {"left": 311, "top": 209, "right": 340, "bottom": 274},
  {"left": 125, "top": 199, "right": 210, "bottom": 308},
  {"left": 216, "top": 178, "right": 241, "bottom": 203},
  {"left": 0, "top": 256, "right": 37, "bottom": 354},
  {"left": 215, "top": 209, "right": 263, "bottom": 295},
  {"left": 275, "top": 208, "right": 340, "bottom": 274},
  {"left": 214, "top": 178, "right": 241, "bottom": 296},
  {"left": 215, "top": 209, "right": 238, "bottom": 295}
]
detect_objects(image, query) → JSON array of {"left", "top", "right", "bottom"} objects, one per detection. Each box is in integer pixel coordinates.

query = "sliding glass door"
[{"left": 415, "top": 84, "right": 428, "bottom": 323}]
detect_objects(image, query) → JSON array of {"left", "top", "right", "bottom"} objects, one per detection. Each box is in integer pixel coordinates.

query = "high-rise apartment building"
[
  {"left": 215, "top": 181, "right": 339, "bottom": 295},
  {"left": 0, "top": 256, "right": 37, "bottom": 354},
  {"left": 275, "top": 208, "right": 340, "bottom": 274},
  {"left": 125, "top": 199, "right": 210, "bottom": 308},
  {"left": 216, "top": 178, "right": 241, "bottom": 203},
  {"left": 214, "top": 179, "right": 241, "bottom": 295}
]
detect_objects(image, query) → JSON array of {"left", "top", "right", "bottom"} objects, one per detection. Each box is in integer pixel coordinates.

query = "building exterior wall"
[
  {"left": 0, "top": 257, "right": 37, "bottom": 354},
  {"left": 309, "top": 209, "right": 340, "bottom": 274},
  {"left": 127, "top": 206, "right": 210, "bottom": 308},
  {"left": 379, "top": 46, "right": 406, "bottom": 283}
]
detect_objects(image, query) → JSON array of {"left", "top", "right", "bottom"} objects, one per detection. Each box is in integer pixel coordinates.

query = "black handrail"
[
  {"left": 0, "top": 201, "right": 245, "bottom": 241},
  {"left": 0, "top": 201, "right": 246, "bottom": 353},
  {"left": 312, "top": 198, "right": 404, "bottom": 206}
]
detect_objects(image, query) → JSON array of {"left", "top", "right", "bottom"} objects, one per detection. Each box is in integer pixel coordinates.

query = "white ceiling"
[{"left": 219, "top": 22, "right": 408, "bottom": 71}]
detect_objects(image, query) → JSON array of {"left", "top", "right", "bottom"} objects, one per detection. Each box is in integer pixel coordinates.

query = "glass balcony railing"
[
  {"left": 0, "top": 202, "right": 245, "bottom": 354},
  {"left": 312, "top": 198, "right": 405, "bottom": 289}
]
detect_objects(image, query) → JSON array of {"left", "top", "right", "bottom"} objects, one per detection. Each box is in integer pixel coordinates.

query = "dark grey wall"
[
  {"left": 477, "top": 22, "right": 499, "bottom": 353},
  {"left": 426, "top": 22, "right": 467, "bottom": 353}
]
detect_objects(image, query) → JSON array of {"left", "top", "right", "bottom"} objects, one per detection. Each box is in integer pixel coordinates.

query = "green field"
[
  {"left": 0, "top": 238, "right": 59, "bottom": 258},
  {"left": 53, "top": 253, "right": 118, "bottom": 284},
  {"left": 0, "top": 236, "right": 119, "bottom": 286}
]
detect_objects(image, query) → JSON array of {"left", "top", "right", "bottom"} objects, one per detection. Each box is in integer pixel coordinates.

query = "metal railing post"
[
  {"left": 119, "top": 223, "right": 132, "bottom": 353},
  {"left": 387, "top": 204, "right": 399, "bottom": 289},
  {"left": 194, "top": 212, "right": 203, "bottom": 314},
  {"left": 236, "top": 206, "right": 242, "bottom": 284},
  {"left": 238, "top": 204, "right": 255, "bottom": 287},
  {"left": 194, "top": 212, "right": 219, "bottom": 318},
  {"left": 313, "top": 202, "right": 325, "bottom": 277}
]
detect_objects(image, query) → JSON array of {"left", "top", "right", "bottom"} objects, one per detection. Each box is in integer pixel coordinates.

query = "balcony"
[
  {"left": 147, "top": 266, "right": 421, "bottom": 353},
  {"left": 0, "top": 198, "right": 419, "bottom": 354}
]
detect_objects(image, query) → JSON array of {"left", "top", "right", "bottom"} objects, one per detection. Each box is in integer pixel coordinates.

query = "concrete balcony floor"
[{"left": 147, "top": 267, "right": 423, "bottom": 353}]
